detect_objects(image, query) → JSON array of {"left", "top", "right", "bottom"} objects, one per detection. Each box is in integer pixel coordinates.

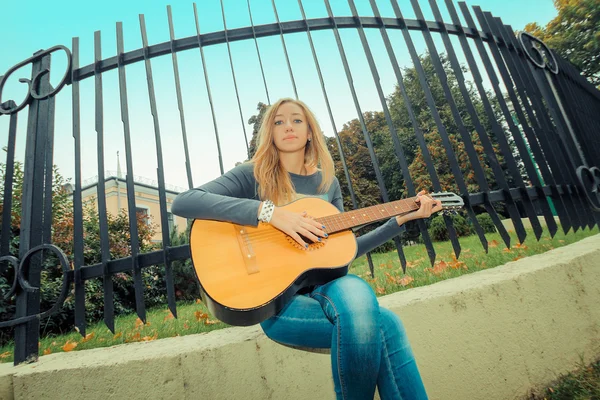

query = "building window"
[
  {"left": 136, "top": 207, "right": 149, "bottom": 225},
  {"left": 167, "top": 212, "right": 174, "bottom": 234}
]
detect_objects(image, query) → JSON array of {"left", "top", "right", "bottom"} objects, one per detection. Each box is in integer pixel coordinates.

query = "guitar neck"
[{"left": 315, "top": 197, "right": 419, "bottom": 234}]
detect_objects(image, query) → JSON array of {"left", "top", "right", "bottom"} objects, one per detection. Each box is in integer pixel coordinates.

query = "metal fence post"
[{"left": 13, "top": 52, "right": 56, "bottom": 364}]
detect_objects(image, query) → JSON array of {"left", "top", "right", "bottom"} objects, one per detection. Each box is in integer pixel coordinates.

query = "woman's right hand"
[{"left": 268, "top": 206, "right": 328, "bottom": 249}]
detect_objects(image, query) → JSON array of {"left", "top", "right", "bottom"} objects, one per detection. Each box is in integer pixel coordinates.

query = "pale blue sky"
[{"left": 1, "top": 0, "right": 558, "bottom": 190}]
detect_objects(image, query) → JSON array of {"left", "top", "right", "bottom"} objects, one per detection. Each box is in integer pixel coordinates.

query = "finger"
[
  {"left": 290, "top": 232, "right": 308, "bottom": 249},
  {"left": 298, "top": 227, "right": 321, "bottom": 243},
  {"left": 300, "top": 216, "right": 327, "bottom": 237},
  {"left": 305, "top": 217, "right": 329, "bottom": 235}
]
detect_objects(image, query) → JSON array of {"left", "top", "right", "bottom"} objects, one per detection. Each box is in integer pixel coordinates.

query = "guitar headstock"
[{"left": 429, "top": 192, "right": 464, "bottom": 215}]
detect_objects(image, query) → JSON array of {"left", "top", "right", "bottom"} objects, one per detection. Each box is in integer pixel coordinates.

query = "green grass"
[
  {"left": 526, "top": 357, "right": 600, "bottom": 400},
  {"left": 349, "top": 226, "right": 599, "bottom": 297},
  {"left": 0, "top": 300, "right": 228, "bottom": 363},
  {"left": 0, "top": 226, "right": 597, "bottom": 364}
]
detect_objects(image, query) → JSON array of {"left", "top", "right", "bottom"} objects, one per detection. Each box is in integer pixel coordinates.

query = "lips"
[{"left": 283, "top": 135, "right": 297, "bottom": 140}]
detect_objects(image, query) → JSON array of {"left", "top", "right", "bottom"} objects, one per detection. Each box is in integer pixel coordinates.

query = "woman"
[{"left": 172, "top": 98, "right": 440, "bottom": 400}]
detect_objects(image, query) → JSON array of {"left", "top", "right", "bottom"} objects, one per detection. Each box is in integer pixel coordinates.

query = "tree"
[
  {"left": 0, "top": 159, "right": 162, "bottom": 344},
  {"left": 525, "top": 0, "right": 600, "bottom": 87},
  {"left": 246, "top": 102, "right": 269, "bottom": 160},
  {"left": 407, "top": 130, "right": 493, "bottom": 194}
]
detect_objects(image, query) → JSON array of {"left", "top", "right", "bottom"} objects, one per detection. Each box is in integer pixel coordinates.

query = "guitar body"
[{"left": 189, "top": 197, "right": 357, "bottom": 326}]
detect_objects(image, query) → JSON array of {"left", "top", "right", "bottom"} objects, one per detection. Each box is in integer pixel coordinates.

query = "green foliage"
[
  {"left": 428, "top": 214, "right": 473, "bottom": 242},
  {"left": 0, "top": 159, "right": 165, "bottom": 345},
  {"left": 166, "top": 226, "right": 199, "bottom": 302},
  {"left": 476, "top": 213, "right": 497, "bottom": 234},
  {"left": 246, "top": 102, "right": 269, "bottom": 161},
  {"left": 525, "top": 0, "right": 600, "bottom": 87}
]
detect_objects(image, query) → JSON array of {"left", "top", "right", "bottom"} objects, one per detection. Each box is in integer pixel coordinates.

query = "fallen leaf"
[
  {"left": 126, "top": 332, "right": 141, "bottom": 343},
  {"left": 425, "top": 260, "right": 449, "bottom": 276},
  {"left": 62, "top": 340, "right": 78, "bottom": 352},
  {"left": 399, "top": 276, "right": 414, "bottom": 286},
  {"left": 80, "top": 333, "right": 95, "bottom": 343},
  {"left": 204, "top": 319, "right": 219, "bottom": 325},
  {"left": 195, "top": 311, "right": 208, "bottom": 321},
  {"left": 142, "top": 332, "right": 159, "bottom": 342},
  {"left": 503, "top": 248, "right": 512, "bottom": 253},
  {"left": 134, "top": 318, "right": 144, "bottom": 329},
  {"left": 384, "top": 272, "right": 399, "bottom": 284},
  {"left": 513, "top": 256, "right": 523, "bottom": 261},
  {"left": 513, "top": 243, "right": 528, "bottom": 250},
  {"left": 43, "top": 348, "right": 52, "bottom": 356},
  {"left": 489, "top": 240, "right": 499, "bottom": 248},
  {"left": 163, "top": 312, "right": 175, "bottom": 322},
  {"left": 0, "top": 351, "right": 11, "bottom": 359},
  {"left": 183, "top": 323, "right": 190, "bottom": 330},
  {"left": 113, "top": 332, "right": 123, "bottom": 340},
  {"left": 375, "top": 286, "right": 386, "bottom": 295},
  {"left": 195, "top": 299, "right": 202, "bottom": 304}
]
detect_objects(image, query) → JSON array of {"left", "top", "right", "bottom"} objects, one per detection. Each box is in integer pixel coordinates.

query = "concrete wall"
[{"left": 1, "top": 234, "right": 598, "bottom": 400}]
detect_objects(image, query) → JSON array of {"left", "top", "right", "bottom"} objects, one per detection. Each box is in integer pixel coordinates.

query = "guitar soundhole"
[{"left": 285, "top": 235, "right": 326, "bottom": 251}]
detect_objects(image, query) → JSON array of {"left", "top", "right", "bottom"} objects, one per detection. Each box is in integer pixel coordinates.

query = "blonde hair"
[{"left": 250, "top": 98, "right": 334, "bottom": 205}]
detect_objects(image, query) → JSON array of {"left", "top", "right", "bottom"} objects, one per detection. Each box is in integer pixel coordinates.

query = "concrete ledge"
[{"left": 1, "top": 234, "right": 599, "bottom": 400}]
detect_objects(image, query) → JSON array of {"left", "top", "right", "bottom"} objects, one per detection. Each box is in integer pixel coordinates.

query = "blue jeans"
[{"left": 260, "top": 275, "right": 428, "bottom": 400}]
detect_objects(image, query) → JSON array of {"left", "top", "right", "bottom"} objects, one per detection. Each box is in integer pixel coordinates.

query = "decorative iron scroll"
[
  {"left": 0, "top": 244, "right": 72, "bottom": 328},
  {"left": 577, "top": 166, "right": 600, "bottom": 212},
  {"left": 517, "top": 31, "right": 558, "bottom": 74},
  {"left": 0, "top": 45, "right": 72, "bottom": 115}
]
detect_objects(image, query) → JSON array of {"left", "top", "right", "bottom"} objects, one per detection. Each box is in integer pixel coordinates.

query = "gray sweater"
[{"left": 171, "top": 162, "right": 406, "bottom": 259}]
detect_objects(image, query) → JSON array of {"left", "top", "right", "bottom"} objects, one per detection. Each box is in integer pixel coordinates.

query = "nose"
[{"left": 284, "top": 120, "right": 293, "bottom": 131}]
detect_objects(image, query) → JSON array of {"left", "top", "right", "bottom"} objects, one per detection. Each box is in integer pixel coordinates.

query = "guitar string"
[
  {"left": 237, "top": 209, "right": 418, "bottom": 245},
  {"left": 240, "top": 208, "right": 413, "bottom": 240}
]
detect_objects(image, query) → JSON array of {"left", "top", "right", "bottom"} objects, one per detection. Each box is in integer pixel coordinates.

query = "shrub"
[
  {"left": 476, "top": 213, "right": 497, "bottom": 233},
  {"left": 428, "top": 214, "right": 473, "bottom": 241}
]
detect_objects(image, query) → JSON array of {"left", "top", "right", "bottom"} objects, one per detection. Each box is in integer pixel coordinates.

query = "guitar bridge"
[{"left": 234, "top": 225, "right": 259, "bottom": 275}]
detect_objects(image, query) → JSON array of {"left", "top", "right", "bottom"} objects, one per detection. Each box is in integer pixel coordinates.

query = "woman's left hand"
[{"left": 396, "top": 190, "right": 442, "bottom": 226}]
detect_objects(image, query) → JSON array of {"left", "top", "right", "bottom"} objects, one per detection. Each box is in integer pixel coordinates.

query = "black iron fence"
[{"left": 1, "top": 0, "right": 599, "bottom": 365}]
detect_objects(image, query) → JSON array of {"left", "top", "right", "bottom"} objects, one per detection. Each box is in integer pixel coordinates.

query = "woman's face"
[{"left": 272, "top": 102, "right": 311, "bottom": 154}]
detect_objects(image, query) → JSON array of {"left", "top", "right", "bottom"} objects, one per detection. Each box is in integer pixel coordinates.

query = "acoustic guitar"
[{"left": 189, "top": 192, "right": 463, "bottom": 326}]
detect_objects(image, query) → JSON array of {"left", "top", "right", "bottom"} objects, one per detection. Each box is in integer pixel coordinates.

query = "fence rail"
[{"left": 1, "top": 0, "right": 599, "bottom": 365}]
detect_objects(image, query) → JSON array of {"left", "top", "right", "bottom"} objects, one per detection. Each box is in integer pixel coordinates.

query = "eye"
[
  {"left": 294, "top": 119, "right": 303, "bottom": 123},
  {"left": 274, "top": 120, "right": 283, "bottom": 125}
]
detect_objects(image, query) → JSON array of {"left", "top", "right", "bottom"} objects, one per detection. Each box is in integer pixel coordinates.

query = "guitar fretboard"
[{"left": 315, "top": 197, "right": 419, "bottom": 234}]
